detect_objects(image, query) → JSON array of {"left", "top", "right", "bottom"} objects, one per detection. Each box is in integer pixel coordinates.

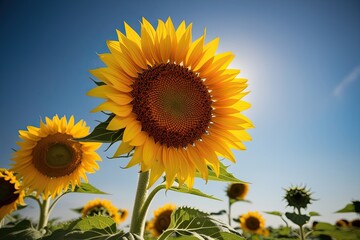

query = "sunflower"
[
  {"left": 227, "top": 183, "right": 249, "bottom": 200},
  {"left": 284, "top": 186, "right": 313, "bottom": 210},
  {"left": 81, "top": 198, "right": 127, "bottom": 224},
  {"left": 240, "top": 211, "right": 266, "bottom": 235},
  {"left": 88, "top": 17, "right": 252, "bottom": 188},
  {"left": 11, "top": 115, "right": 101, "bottom": 199},
  {"left": 146, "top": 203, "right": 176, "bottom": 237},
  {"left": 0, "top": 169, "right": 25, "bottom": 220},
  {"left": 335, "top": 219, "right": 349, "bottom": 227}
]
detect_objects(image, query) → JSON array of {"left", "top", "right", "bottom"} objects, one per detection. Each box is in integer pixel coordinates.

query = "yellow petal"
[
  {"left": 129, "top": 131, "right": 148, "bottom": 146},
  {"left": 123, "top": 120, "right": 141, "bottom": 142},
  {"left": 107, "top": 115, "right": 135, "bottom": 131},
  {"left": 125, "top": 146, "right": 142, "bottom": 168},
  {"left": 113, "top": 141, "right": 133, "bottom": 157}
]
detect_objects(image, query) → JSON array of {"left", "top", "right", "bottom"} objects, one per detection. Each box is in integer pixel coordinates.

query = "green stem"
[
  {"left": 129, "top": 171, "right": 150, "bottom": 237},
  {"left": 228, "top": 198, "right": 232, "bottom": 226},
  {"left": 297, "top": 208, "right": 305, "bottom": 240},
  {"left": 38, "top": 197, "right": 51, "bottom": 230},
  {"left": 140, "top": 184, "right": 165, "bottom": 220}
]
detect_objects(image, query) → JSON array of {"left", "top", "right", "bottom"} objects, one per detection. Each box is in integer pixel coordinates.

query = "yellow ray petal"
[
  {"left": 113, "top": 141, "right": 133, "bottom": 157},
  {"left": 107, "top": 115, "right": 135, "bottom": 131},
  {"left": 129, "top": 131, "right": 148, "bottom": 146},
  {"left": 123, "top": 120, "right": 142, "bottom": 142}
]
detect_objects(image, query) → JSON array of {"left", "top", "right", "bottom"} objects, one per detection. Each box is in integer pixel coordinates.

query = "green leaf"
[
  {"left": 312, "top": 222, "right": 360, "bottom": 240},
  {"left": 309, "top": 211, "right": 320, "bottom": 216},
  {"left": 168, "top": 185, "right": 221, "bottom": 201},
  {"left": 74, "top": 114, "right": 124, "bottom": 144},
  {"left": 335, "top": 202, "right": 355, "bottom": 213},
  {"left": 69, "top": 215, "right": 115, "bottom": 231},
  {"left": 196, "top": 161, "right": 248, "bottom": 184},
  {"left": 73, "top": 183, "right": 108, "bottom": 194},
  {"left": 0, "top": 219, "right": 43, "bottom": 240},
  {"left": 263, "top": 211, "right": 283, "bottom": 217},
  {"left": 158, "top": 207, "right": 244, "bottom": 240},
  {"left": 230, "top": 198, "right": 252, "bottom": 205},
  {"left": 285, "top": 212, "right": 310, "bottom": 227},
  {"left": 71, "top": 207, "right": 83, "bottom": 214}
]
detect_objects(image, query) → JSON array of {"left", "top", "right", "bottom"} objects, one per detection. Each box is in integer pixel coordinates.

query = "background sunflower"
[
  {"left": 146, "top": 203, "right": 176, "bottom": 237},
  {"left": 11, "top": 115, "right": 102, "bottom": 199}
]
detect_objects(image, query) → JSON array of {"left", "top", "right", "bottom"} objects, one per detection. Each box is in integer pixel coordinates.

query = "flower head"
[
  {"left": 146, "top": 203, "right": 176, "bottom": 237},
  {"left": 335, "top": 219, "right": 349, "bottom": 227},
  {"left": 284, "top": 185, "right": 313, "bottom": 210},
  {"left": 226, "top": 183, "right": 249, "bottom": 200},
  {"left": 0, "top": 169, "right": 25, "bottom": 220},
  {"left": 350, "top": 219, "right": 360, "bottom": 228},
  {"left": 11, "top": 115, "right": 101, "bottom": 199},
  {"left": 82, "top": 198, "right": 127, "bottom": 224},
  {"left": 240, "top": 211, "right": 266, "bottom": 235},
  {"left": 88, "top": 17, "right": 252, "bottom": 188}
]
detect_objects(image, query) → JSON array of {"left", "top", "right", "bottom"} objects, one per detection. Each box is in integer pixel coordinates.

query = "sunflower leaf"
[
  {"left": 335, "top": 202, "right": 359, "bottom": 213},
  {"left": 263, "top": 211, "right": 283, "bottom": 217},
  {"left": 158, "top": 207, "right": 244, "bottom": 240},
  {"left": 230, "top": 198, "right": 251, "bottom": 205},
  {"left": 0, "top": 219, "right": 43, "bottom": 240},
  {"left": 196, "top": 161, "right": 247, "bottom": 184},
  {"left": 312, "top": 222, "right": 360, "bottom": 240},
  {"left": 74, "top": 114, "right": 124, "bottom": 143},
  {"left": 168, "top": 186, "right": 221, "bottom": 201},
  {"left": 309, "top": 211, "right": 321, "bottom": 216},
  {"left": 285, "top": 212, "right": 310, "bottom": 227},
  {"left": 73, "top": 183, "right": 108, "bottom": 194}
]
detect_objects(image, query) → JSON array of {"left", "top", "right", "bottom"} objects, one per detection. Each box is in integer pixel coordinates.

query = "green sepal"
[
  {"left": 158, "top": 207, "right": 245, "bottom": 240},
  {"left": 285, "top": 212, "right": 310, "bottom": 227},
  {"left": 74, "top": 114, "right": 124, "bottom": 145}
]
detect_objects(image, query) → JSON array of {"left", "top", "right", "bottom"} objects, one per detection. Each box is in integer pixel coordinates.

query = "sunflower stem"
[
  {"left": 129, "top": 171, "right": 150, "bottom": 237},
  {"left": 38, "top": 197, "right": 50, "bottom": 230},
  {"left": 228, "top": 198, "right": 232, "bottom": 226},
  {"left": 297, "top": 208, "right": 306, "bottom": 240}
]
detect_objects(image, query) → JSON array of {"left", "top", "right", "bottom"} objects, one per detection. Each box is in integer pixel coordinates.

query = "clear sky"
[{"left": 1, "top": 0, "right": 359, "bottom": 228}]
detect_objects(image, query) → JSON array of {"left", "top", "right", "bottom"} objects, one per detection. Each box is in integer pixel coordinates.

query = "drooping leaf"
[
  {"left": 196, "top": 161, "right": 248, "bottom": 184},
  {"left": 158, "top": 207, "right": 244, "bottom": 240},
  {"left": 263, "top": 211, "right": 283, "bottom": 217},
  {"left": 210, "top": 210, "right": 227, "bottom": 216},
  {"left": 73, "top": 183, "right": 108, "bottom": 194},
  {"left": 229, "top": 198, "right": 252, "bottom": 205},
  {"left": 0, "top": 219, "right": 43, "bottom": 240},
  {"left": 71, "top": 207, "right": 83, "bottom": 214},
  {"left": 309, "top": 211, "right": 321, "bottom": 216},
  {"left": 74, "top": 114, "right": 124, "bottom": 144},
  {"left": 168, "top": 185, "right": 221, "bottom": 201},
  {"left": 335, "top": 202, "right": 356, "bottom": 213},
  {"left": 285, "top": 212, "right": 310, "bottom": 227}
]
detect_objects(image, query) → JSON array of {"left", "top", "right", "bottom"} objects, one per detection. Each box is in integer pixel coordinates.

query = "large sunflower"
[
  {"left": 240, "top": 211, "right": 265, "bottom": 235},
  {"left": 146, "top": 203, "right": 176, "bottom": 237},
  {"left": 81, "top": 198, "right": 127, "bottom": 224},
  {"left": 88, "top": 17, "right": 253, "bottom": 188},
  {"left": 11, "top": 115, "right": 101, "bottom": 199},
  {"left": 0, "top": 169, "right": 25, "bottom": 220}
]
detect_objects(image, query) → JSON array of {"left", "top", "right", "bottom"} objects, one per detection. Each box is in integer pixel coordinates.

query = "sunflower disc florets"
[{"left": 284, "top": 186, "right": 313, "bottom": 210}]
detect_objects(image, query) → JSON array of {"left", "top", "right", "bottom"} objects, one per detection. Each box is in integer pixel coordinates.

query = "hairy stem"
[{"left": 38, "top": 197, "right": 50, "bottom": 230}]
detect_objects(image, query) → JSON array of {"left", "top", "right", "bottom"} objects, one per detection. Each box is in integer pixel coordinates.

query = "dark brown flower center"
[
  {"left": 32, "top": 133, "right": 82, "bottom": 177},
  {"left": 132, "top": 63, "right": 212, "bottom": 148},
  {"left": 154, "top": 209, "right": 173, "bottom": 234},
  {"left": 245, "top": 216, "right": 261, "bottom": 231},
  {"left": 228, "top": 183, "right": 246, "bottom": 199},
  {"left": 0, "top": 177, "right": 19, "bottom": 207}
]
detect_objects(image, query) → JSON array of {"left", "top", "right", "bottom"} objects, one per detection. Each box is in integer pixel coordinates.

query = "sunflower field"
[{"left": 1, "top": 16, "right": 359, "bottom": 240}]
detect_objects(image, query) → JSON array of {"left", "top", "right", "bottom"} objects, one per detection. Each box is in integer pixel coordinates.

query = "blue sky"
[{"left": 1, "top": 0, "right": 359, "bottom": 228}]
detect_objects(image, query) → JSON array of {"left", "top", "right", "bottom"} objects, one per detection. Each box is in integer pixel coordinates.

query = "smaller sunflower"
[
  {"left": 350, "top": 219, "right": 360, "bottom": 228},
  {"left": 146, "top": 203, "right": 176, "bottom": 237},
  {"left": 240, "top": 211, "right": 266, "bottom": 235},
  {"left": 81, "top": 198, "right": 127, "bottom": 224},
  {"left": 226, "top": 183, "right": 249, "bottom": 200},
  {"left": 0, "top": 169, "right": 25, "bottom": 220},
  {"left": 335, "top": 219, "right": 349, "bottom": 227},
  {"left": 284, "top": 185, "right": 313, "bottom": 210},
  {"left": 11, "top": 115, "right": 102, "bottom": 199}
]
